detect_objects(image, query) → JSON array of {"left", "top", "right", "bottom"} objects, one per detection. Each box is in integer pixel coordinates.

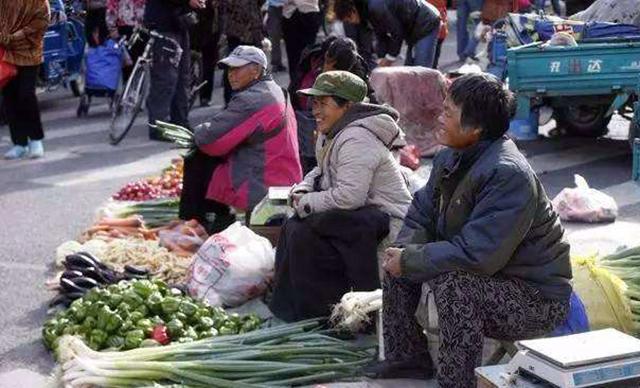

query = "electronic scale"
[{"left": 503, "top": 329, "right": 640, "bottom": 387}]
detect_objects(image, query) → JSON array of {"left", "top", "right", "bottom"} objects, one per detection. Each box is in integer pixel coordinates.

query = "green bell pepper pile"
[{"left": 42, "top": 279, "right": 262, "bottom": 352}]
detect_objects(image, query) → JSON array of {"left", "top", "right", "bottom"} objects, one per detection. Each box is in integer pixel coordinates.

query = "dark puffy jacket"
[
  {"left": 367, "top": 0, "right": 440, "bottom": 58},
  {"left": 144, "top": 0, "right": 192, "bottom": 32},
  {"left": 397, "top": 137, "right": 572, "bottom": 300}
]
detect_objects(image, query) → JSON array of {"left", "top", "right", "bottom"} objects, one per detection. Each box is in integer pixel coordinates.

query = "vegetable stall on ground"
[{"left": 43, "top": 157, "right": 378, "bottom": 387}]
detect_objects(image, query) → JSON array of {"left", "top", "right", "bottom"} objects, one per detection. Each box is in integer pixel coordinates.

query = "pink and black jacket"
[{"left": 194, "top": 77, "right": 302, "bottom": 210}]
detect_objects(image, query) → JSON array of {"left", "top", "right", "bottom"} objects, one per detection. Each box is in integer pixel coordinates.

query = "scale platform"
[{"left": 503, "top": 329, "right": 640, "bottom": 387}]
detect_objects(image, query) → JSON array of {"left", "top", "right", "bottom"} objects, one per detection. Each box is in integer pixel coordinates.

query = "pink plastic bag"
[
  {"left": 552, "top": 175, "right": 618, "bottom": 223},
  {"left": 400, "top": 145, "right": 421, "bottom": 170}
]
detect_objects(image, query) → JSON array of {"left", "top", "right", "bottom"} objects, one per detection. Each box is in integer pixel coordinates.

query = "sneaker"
[
  {"left": 363, "top": 358, "right": 434, "bottom": 380},
  {"left": 27, "top": 140, "right": 44, "bottom": 159},
  {"left": 4, "top": 145, "right": 28, "bottom": 160}
]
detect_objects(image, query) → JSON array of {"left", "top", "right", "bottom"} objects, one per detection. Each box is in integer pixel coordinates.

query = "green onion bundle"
[
  {"left": 111, "top": 199, "right": 180, "bottom": 228},
  {"left": 154, "top": 121, "right": 195, "bottom": 150},
  {"left": 56, "top": 319, "right": 375, "bottom": 387}
]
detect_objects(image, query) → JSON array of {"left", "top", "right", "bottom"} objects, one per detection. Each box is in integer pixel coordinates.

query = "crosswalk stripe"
[
  {"left": 30, "top": 149, "right": 180, "bottom": 187},
  {"left": 527, "top": 143, "right": 629, "bottom": 175},
  {"left": 603, "top": 181, "right": 640, "bottom": 209}
]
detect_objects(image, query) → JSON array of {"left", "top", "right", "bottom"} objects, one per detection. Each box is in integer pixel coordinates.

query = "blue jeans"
[
  {"left": 456, "top": 0, "right": 483, "bottom": 60},
  {"left": 406, "top": 27, "right": 439, "bottom": 68},
  {"left": 535, "top": 0, "right": 562, "bottom": 15}
]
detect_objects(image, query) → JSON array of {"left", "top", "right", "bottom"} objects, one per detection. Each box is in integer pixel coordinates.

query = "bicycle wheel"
[{"left": 109, "top": 64, "right": 148, "bottom": 145}]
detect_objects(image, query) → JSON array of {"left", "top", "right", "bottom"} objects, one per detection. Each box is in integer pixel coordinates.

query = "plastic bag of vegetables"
[
  {"left": 187, "top": 222, "right": 274, "bottom": 307},
  {"left": 571, "top": 252, "right": 638, "bottom": 335}
]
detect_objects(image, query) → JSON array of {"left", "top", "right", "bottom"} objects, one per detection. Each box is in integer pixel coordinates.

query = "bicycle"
[{"left": 109, "top": 28, "right": 183, "bottom": 145}]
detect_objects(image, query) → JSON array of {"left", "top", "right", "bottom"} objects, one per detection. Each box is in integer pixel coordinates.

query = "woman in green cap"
[{"left": 269, "top": 70, "right": 412, "bottom": 322}]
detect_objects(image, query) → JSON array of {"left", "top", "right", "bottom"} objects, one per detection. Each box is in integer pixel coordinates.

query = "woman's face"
[
  {"left": 312, "top": 96, "right": 350, "bottom": 134},
  {"left": 437, "top": 96, "right": 482, "bottom": 149},
  {"left": 227, "top": 64, "right": 259, "bottom": 91}
]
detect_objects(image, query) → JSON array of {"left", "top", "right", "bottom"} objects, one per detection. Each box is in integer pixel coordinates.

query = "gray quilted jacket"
[{"left": 295, "top": 103, "right": 412, "bottom": 237}]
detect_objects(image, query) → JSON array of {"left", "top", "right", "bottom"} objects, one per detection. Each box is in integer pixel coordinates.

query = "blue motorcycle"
[{"left": 41, "top": 0, "right": 86, "bottom": 96}]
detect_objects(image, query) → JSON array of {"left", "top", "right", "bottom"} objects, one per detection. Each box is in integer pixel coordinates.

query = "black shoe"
[
  {"left": 272, "top": 64, "right": 287, "bottom": 73},
  {"left": 149, "top": 128, "right": 171, "bottom": 143},
  {"left": 200, "top": 98, "right": 211, "bottom": 107},
  {"left": 363, "top": 358, "right": 434, "bottom": 380}
]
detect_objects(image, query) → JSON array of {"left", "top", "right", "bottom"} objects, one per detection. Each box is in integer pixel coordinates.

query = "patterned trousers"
[{"left": 383, "top": 271, "right": 569, "bottom": 388}]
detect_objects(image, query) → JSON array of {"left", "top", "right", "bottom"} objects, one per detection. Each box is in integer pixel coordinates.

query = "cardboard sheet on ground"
[{"left": 370, "top": 67, "right": 447, "bottom": 157}]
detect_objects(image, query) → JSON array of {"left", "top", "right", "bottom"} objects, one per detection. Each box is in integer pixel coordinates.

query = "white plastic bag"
[
  {"left": 552, "top": 174, "right": 618, "bottom": 223},
  {"left": 186, "top": 222, "right": 275, "bottom": 307}
]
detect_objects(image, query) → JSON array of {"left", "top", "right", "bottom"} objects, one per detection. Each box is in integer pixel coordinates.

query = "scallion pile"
[
  {"left": 154, "top": 121, "right": 195, "bottom": 150},
  {"left": 56, "top": 319, "right": 375, "bottom": 387}
]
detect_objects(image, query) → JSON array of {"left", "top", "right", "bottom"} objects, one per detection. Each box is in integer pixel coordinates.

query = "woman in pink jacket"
[{"left": 182, "top": 46, "right": 302, "bottom": 233}]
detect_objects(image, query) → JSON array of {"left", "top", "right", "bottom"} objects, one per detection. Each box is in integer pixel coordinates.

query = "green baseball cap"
[{"left": 298, "top": 71, "right": 367, "bottom": 102}]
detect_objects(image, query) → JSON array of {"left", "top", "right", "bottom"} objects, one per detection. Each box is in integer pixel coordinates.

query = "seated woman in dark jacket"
[
  {"left": 333, "top": 0, "right": 441, "bottom": 68},
  {"left": 375, "top": 73, "right": 572, "bottom": 387}
]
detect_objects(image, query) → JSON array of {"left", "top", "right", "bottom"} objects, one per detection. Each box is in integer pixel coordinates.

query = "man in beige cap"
[{"left": 180, "top": 46, "right": 302, "bottom": 232}]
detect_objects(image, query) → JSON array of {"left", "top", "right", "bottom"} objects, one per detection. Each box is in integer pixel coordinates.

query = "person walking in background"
[
  {"left": 266, "top": 0, "right": 287, "bottom": 72},
  {"left": 1, "top": 0, "right": 50, "bottom": 160},
  {"left": 192, "top": 0, "right": 222, "bottom": 107},
  {"left": 456, "top": 0, "right": 484, "bottom": 62},
  {"left": 535, "top": 0, "right": 562, "bottom": 15},
  {"left": 84, "top": 0, "right": 109, "bottom": 47},
  {"left": 106, "top": 0, "right": 146, "bottom": 38},
  {"left": 427, "top": 0, "right": 448, "bottom": 68},
  {"left": 333, "top": 0, "right": 441, "bottom": 68},
  {"left": 282, "top": 0, "right": 322, "bottom": 85},
  {"left": 106, "top": 0, "right": 146, "bottom": 82},
  {"left": 342, "top": 16, "right": 377, "bottom": 71},
  {"left": 222, "top": 0, "right": 265, "bottom": 105},
  {"left": 144, "top": 0, "right": 203, "bottom": 140}
]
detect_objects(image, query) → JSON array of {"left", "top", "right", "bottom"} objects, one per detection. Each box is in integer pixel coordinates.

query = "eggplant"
[
  {"left": 65, "top": 291, "right": 85, "bottom": 301},
  {"left": 60, "top": 270, "right": 84, "bottom": 281},
  {"left": 60, "top": 278, "right": 88, "bottom": 294},
  {"left": 72, "top": 277, "right": 100, "bottom": 289},
  {"left": 123, "top": 272, "right": 148, "bottom": 280},
  {"left": 80, "top": 267, "right": 108, "bottom": 284},
  {"left": 124, "top": 265, "right": 150, "bottom": 276},
  {"left": 64, "top": 253, "right": 97, "bottom": 269},
  {"left": 76, "top": 251, "right": 110, "bottom": 270},
  {"left": 49, "top": 294, "right": 71, "bottom": 307}
]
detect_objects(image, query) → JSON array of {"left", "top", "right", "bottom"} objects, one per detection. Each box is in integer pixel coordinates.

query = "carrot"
[
  {"left": 160, "top": 238, "right": 182, "bottom": 253},
  {"left": 86, "top": 225, "right": 113, "bottom": 234},
  {"left": 111, "top": 226, "right": 144, "bottom": 235},
  {"left": 98, "top": 217, "right": 142, "bottom": 228}
]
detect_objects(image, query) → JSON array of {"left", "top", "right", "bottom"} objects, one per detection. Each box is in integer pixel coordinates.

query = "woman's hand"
[{"left": 383, "top": 247, "right": 404, "bottom": 277}]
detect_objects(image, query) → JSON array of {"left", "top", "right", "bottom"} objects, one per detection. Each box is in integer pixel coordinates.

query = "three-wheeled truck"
[{"left": 506, "top": 37, "right": 640, "bottom": 142}]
